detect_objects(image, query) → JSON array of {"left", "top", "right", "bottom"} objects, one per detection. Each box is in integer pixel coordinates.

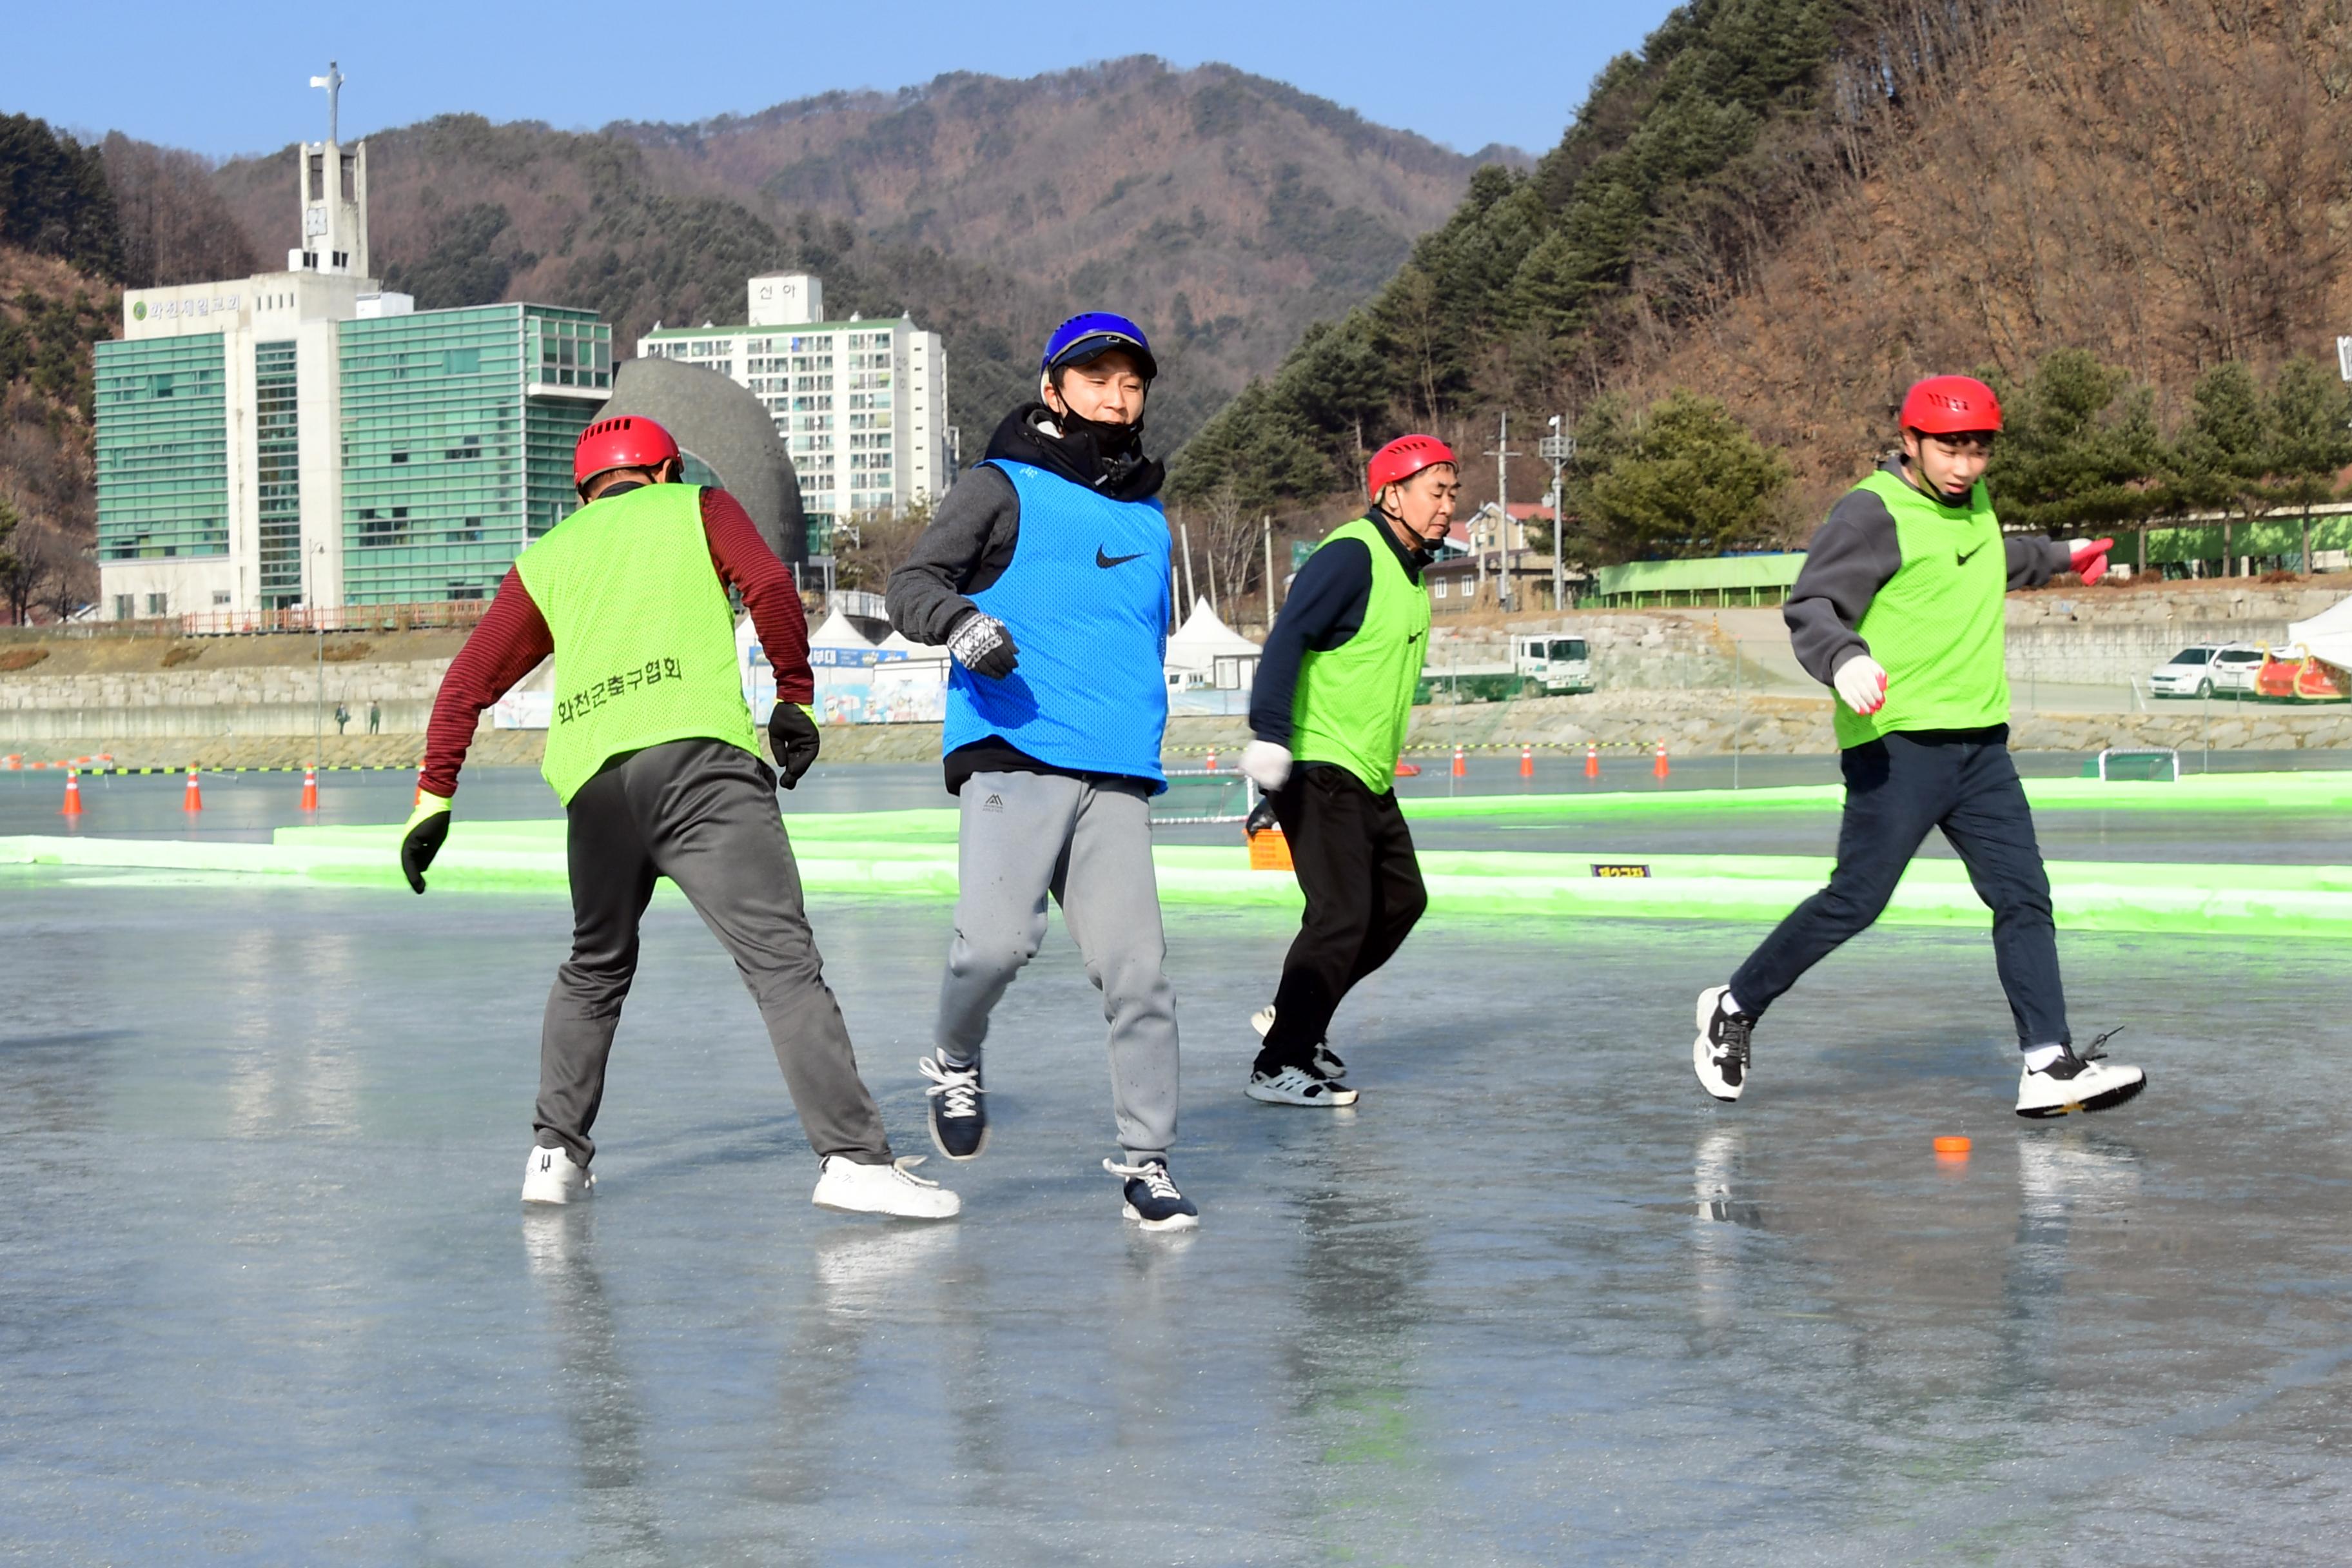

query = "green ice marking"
[
  {"left": 1398, "top": 770, "right": 2352, "bottom": 821},
  {"left": 5, "top": 769, "right": 2347, "bottom": 934}
]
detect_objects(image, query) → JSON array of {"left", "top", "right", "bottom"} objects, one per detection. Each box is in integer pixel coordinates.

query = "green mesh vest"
[
  {"left": 1290, "top": 516, "right": 1431, "bottom": 792},
  {"left": 513, "top": 483, "right": 760, "bottom": 803},
  {"left": 1833, "top": 468, "right": 2010, "bottom": 750}
]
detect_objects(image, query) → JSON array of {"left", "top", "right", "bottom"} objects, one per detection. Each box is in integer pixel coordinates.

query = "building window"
[
  {"left": 115, "top": 594, "right": 135, "bottom": 621},
  {"left": 445, "top": 435, "right": 482, "bottom": 461},
  {"left": 1434, "top": 580, "right": 1447, "bottom": 600},
  {"left": 444, "top": 348, "right": 481, "bottom": 375},
  {"left": 390, "top": 449, "right": 408, "bottom": 464},
  {"left": 212, "top": 591, "right": 232, "bottom": 606},
  {"left": 146, "top": 593, "right": 168, "bottom": 616}
]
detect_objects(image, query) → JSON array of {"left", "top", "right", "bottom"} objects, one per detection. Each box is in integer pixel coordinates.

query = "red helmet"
[
  {"left": 1899, "top": 375, "right": 2003, "bottom": 435},
  {"left": 574, "top": 415, "right": 680, "bottom": 489},
  {"left": 1367, "top": 434, "right": 1457, "bottom": 500}
]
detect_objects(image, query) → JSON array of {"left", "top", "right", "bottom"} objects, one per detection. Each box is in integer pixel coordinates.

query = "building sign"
[{"left": 131, "top": 295, "right": 242, "bottom": 324}]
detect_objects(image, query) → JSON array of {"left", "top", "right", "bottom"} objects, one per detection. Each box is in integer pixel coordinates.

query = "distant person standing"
[
  {"left": 367, "top": 700, "right": 380, "bottom": 735},
  {"left": 401, "top": 414, "right": 956, "bottom": 1220},
  {"left": 1238, "top": 435, "right": 1454, "bottom": 1106},
  {"left": 335, "top": 702, "right": 350, "bottom": 735},
  {"left": 1690, "top": 375, "right": 2144, "bottom": 1119},
  {"left": 885, "top": 312, "right": 1197, "bottom": 1232}
]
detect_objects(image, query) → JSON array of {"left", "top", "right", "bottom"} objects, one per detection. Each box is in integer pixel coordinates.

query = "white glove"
[
  {"left": 1240, "top": 740, "right": 1293, "bottom": 792},
  {"left": 1832, "top": 654, "right": 1889, "bottom": 716}
]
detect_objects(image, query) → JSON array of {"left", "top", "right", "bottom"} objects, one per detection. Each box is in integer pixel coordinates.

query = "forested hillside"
[
  {"left": 0, "top": 115, "right": 121, "bottom": 622},
  {"left": 211, "top": 59, "right": 1505, "bottom": 449},
  {"left": 1174, "top": 0, "right": 2352, "bottom": 570}
]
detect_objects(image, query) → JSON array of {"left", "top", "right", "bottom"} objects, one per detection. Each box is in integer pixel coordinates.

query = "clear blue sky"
[{"left": 4, "top": 0, "right": 1674, "bottom": 162}]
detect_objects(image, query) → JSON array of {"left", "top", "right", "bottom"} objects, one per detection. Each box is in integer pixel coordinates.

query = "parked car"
[{"left": 2148, "top": 643, "right": 2264, "bottom": 698}]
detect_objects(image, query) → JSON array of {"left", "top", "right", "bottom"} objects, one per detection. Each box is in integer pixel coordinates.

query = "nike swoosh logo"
[
  {"left": 1956, "top": 543, "right": 1986, "bottom": 566},
  {"left": 1096, "top": 547, "right": 1144, "bottom": 568}
]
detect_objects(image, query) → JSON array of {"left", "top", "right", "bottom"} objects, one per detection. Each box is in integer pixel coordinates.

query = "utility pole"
[
  {"left": 1541, "top": 416, "right": 1574, "bottom": 618},
  {"left": 1484, "top": 412, "right": 1522, "bottom": 612},
  {"left": 1262, "top": 515, "right": 1275, "bottom": 631}
]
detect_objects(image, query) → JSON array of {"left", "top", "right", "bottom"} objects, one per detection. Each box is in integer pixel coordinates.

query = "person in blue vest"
[{"left": 885, "top": 313, "right": 1197, "bottom": 1232}]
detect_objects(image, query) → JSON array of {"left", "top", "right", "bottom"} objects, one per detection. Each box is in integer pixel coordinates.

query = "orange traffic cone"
[
  {"left": 1206, "top": 744, "right": 1219, "bottom": 771},
  {"left": 1451, "top": 744, "right": 1467, "bottom": 778},
  {"left": 1585, "top": 741, "right": 1600, "bottom": 779},
  {"left": 1652, "top": 741, "right": 1670, "bottom": 779},
  {"left": 1520, "top": 744, "right": 1534, "bottom": 778},
  {"left": 300, "top": 765, "right": 319, "bottom": 812},
  {"left": 182, "top": 766, "right": 203, "bottom": 812},
  {"left": 61, "top": 767, "right": 83, "bottom": 817}
]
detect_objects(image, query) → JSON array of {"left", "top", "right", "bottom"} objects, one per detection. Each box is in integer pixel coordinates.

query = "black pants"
[
  {"left": 537, "top": 738, "right": 892, "bottom": 1166},
  {"left": 1729, "top": 728, "right": 2070, "bottom": 1047},
  {"left": 1259, "top": 763, "right": 1428, "bottom": 1070}
]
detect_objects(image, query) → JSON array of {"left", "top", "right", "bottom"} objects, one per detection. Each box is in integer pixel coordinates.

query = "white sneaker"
[
  {"left": 1692, "top": 986, "right": 1754, "bottom": 1102},
  {"left": 521, "top": 1144, "right": 593, "bottom": 1205},
  {"left": 1251, "top": 1003, "right": 1346, "bottom": 1081},
  {"left": 2015, "top": 1035, "right": 2146, "bottom": 1119},
  {"left": 1245, "top": 1064, "right": 1359, "bottom": 1107},
  {"left": 811, "top": 1154, "right": 961, "bottom": 1220}
]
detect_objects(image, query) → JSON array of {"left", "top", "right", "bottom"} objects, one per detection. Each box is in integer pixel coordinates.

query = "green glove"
[{"left": 401, "top": 791, "right": 451, "bottom": 894}]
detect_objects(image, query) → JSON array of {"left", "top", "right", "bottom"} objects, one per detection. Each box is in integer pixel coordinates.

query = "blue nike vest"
[{"left": 943, "top": 459, "right": 1170, "bottom": 789}]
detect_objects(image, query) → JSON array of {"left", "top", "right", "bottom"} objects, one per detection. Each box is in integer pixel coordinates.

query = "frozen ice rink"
[{"left": 7, "top": 801, "right": 2352, "bottom": 1565}]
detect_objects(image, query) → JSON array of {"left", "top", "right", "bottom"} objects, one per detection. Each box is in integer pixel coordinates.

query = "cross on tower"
[{"left": 309, "top": 61, "right": 346, "bottom": 145}]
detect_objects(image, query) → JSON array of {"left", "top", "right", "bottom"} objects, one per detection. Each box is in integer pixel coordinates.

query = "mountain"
[
  {"left": 209, "top": 59, "right": 1512, "bottom": 450},
  {"left": 1171, "top": 0, "right": 2352, "bottom": 548}
]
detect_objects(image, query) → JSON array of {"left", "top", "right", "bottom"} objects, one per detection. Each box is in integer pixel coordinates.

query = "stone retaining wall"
[
  {"left": 13, "top": 692, "right": 2346, "bottom": 775},
  {"left": 0, "top": 659, "right": 453, "bottom": 738}
]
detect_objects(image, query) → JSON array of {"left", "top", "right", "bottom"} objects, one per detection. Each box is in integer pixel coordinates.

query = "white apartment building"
[{"left": 636, "top": 274, "right": 954, "bottom": 536}]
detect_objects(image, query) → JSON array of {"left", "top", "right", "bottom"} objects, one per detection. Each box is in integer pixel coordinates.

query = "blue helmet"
[{"left": 1042, "top": 311, "right": 1157, "bottom": 382}]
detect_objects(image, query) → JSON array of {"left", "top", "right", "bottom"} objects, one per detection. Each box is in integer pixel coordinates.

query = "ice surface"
[{"left": 4, "top": 872, "right": 2349, "bottom": 1563}]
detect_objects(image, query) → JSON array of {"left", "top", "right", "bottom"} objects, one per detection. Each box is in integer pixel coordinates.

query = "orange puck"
[{"left": 1933, "top": 1135, "right": 1972, "bottom": 1155}]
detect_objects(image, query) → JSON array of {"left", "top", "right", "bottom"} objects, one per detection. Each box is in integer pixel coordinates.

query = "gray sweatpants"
[
  {"left": 936, "top": 770, "right": 1179, "bottom": 1162},
  {"left": 536, "top": 738, "right": 892, "bottom": 1167}
]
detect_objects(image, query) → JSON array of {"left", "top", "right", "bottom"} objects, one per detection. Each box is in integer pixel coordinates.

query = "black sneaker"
[
  {"left": 918, "top": 1050, "right": 988, "bottom": 1161},
  {"left": 1104, "top": 1157, "right": 1200, "bottom": 1231},
  {"left": 1692, "top": 985, "right": 1754, "bottom": 1102}
]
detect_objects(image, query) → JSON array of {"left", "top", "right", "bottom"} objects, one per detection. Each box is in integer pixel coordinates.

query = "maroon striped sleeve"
[
  {"left": 417, "top": 567, "right": 553, "bottom": 799},
  {"left": 701, "top": 488, "right": 812, "bottom": 705}
]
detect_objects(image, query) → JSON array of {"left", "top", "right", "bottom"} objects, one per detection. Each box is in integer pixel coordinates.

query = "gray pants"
[
  {"left": 537, "top": 738, "right": 892, "bottom": 1167},
  {"left": 936, "top": 770, "right": 1179, "bottom": 1162}
]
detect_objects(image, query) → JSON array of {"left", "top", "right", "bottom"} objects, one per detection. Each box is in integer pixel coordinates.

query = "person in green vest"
[
  {"left": 397, "top": 415, "right": 957, "bottom": 1220},
  {"left": 1693, "top": 375, "right": 2146, "bottom": 1120},
  {"left": 1238, "top": 435, "right": 1454, "bottom": 1106}
]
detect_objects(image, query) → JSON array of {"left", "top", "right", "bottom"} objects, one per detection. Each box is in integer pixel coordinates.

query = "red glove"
[{"left": 2064, "top": 537, "right": 2115, "bottom": 586}]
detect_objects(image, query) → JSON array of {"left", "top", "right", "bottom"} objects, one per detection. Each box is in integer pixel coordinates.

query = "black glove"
[
  {"left": 946, "top": 610, "right": 1019, "bottom": 680},
  {"left": 400, "top": 793, "right": 451, "bottom": 894},
  {"left": 767, "top": 702, "right": 821, "bottom": 789}
]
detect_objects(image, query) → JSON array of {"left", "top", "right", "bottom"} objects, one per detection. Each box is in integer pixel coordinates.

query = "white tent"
[
  {"left": 2287, "top": 594, "right": 2352, "bottom": 671},
  {"left": 876, "top": 627, "right": 947, "bottom": 660},
  {"left": 807, "top": 607, "right": 876, "bottom": 651},
  {"left": 1164, "top": 596, "right": 1263, "bottom": 674}
]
